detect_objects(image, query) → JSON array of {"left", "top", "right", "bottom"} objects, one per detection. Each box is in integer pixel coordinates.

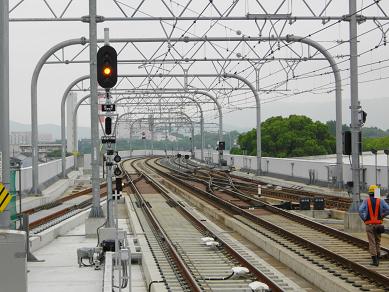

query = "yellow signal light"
[{"left": 103, "top": 67, "right": 112, "bottom": 76}]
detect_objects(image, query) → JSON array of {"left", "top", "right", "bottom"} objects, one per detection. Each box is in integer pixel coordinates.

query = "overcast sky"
[{"left": 7, "top": 0, "right": 389, "bottom": 132}]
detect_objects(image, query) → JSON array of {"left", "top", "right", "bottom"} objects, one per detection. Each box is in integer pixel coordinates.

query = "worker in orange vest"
[{"left": 359, "top": 185, "right": 389, "bottom": 266}]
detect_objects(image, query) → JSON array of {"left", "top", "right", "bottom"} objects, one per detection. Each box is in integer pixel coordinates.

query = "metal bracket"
[
  {"left": 81, "top": 15, "right": 105, "bottom": 23},
  {"left": 22, "top": 215, "right": 44, "bottom": 262},
  {"left": 341, "top": 14, "right": 367, "bottom": 24}
]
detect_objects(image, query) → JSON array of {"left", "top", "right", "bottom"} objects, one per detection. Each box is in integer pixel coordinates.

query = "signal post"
[{"left": 86, "top": 34, "right": 122, "bottom": 235}]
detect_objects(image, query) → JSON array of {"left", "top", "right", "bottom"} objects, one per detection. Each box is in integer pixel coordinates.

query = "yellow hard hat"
[{"left": 368, "top": 185, "right": 378, "bottom": 194}]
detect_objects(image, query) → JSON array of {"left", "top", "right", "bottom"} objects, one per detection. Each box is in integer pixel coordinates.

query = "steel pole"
[
  {"left": 375, "top": 154, "right": 378, "bottom": 185},
  {"left": 0, "top": 0, "right": 10, "bottom": 228},
  {"left": 61, "top": 75, "right": 89, "bottom": 178},
  {"left": 193, "top": 91, "right": 222, "bottom": 163},
  {"left": 191, "top": 124, "right": 195, "bottom": 158},
  {"left": 31, "top": 39, "right": 86, "bottom": 194},
  {"left": 349, "top": 0, "right": 361, "bottom": 211},
  {"left": 73, "top": 96, "right": 91, "bottom": 170},
  {"left": 285, "top": 35, "right": 343, "bottom": 186},
  {"left": 222, "top": 73, "right": 261, "bottom": 175},
  {"left": 106, "top": 154, "right": 114, "bottom": 227},
  {"left": 88, "top": 0, "right": 103, "bottom": 217},
  {"left": 200, "top": 116, "right": 205, "bottom": 162},
  {"left": 387, "top": 154, "right": 389, "bottom": 194},
  {"left": 150, "top": 122, "right": 154, "bottom": 155},
  {"left": 73, "top": 111, "right": 78, "bottom": 170}
]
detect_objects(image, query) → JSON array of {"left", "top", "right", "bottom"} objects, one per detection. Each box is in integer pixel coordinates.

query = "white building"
[
  {"left": 10, "top": 131, "right": 31, "bottom": 145},
  {"left": 10, "top": 131, "right": 54, "bottom": 154}
]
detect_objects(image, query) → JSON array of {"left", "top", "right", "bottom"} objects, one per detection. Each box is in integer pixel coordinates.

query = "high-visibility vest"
[{"left": 365, "top": 197, "right": 383, "bottom": 224}]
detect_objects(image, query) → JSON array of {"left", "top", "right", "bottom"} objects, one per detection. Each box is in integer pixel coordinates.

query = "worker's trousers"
[{"left": 366, "top": 224, "right": 382, "bottom": 256}]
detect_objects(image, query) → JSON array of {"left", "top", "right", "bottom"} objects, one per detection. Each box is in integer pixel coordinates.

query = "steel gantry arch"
[
  {"left": 123, "top": 116, "right": 195, "bottom": 158},
  {"left": 32, "top": 35, "right": 343, "bottom": 194},
  {"left": 61, "top": 79, "right": 222, "bottom": 176},
  {"left": 113, "top": 95, "right": 205, "bottom": 161},
  {"left": 60, "top": 76, "right": 224, "bottom": 177},
  {"left": 72, "top": 95, "right": 200, "bottom": 166},
  {"left": 135, "top": 121, "right": 196, "bottom": 158},
  {"left": 85, "top": 72, "right": 262, "bottom": 172}
]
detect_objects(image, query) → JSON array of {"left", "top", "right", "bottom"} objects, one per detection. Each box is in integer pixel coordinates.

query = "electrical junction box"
[
  {"left": 299, "top": 197, "right": 311, "bottom": 210},
  {"left": 0, "top": 230, "right": 27, "bottom": 292},
  {"left": 313, "top": 197, "right": 325, "bottom": 210},
  {"left": 328, "top": 165, "right": 338, "bottom": 179},
  {"left": 98, "top": 227, "right": 126, "bottom": 245}
]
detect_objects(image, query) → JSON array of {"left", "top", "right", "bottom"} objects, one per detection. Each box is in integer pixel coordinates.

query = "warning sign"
[{"left": 0, "top": 183, "right": 12, "bottom": 212}]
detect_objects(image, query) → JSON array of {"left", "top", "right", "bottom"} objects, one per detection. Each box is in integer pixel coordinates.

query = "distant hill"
[
  {"left": 10, "top": 121, "right": 91, "bottom": 140},
  {"left": 326, "top": 120, "right": 389, "bottom": 138},
  {"left": 224, "top": 122, "right": 250, "bottom": 132}
]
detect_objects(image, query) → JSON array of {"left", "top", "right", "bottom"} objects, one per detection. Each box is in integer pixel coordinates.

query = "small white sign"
[
  {"left": 257, "top": 185, "right": 262, "bottom": 195},
  {"left": 0, "top": 151, "right": 2, "bottom": 183}
]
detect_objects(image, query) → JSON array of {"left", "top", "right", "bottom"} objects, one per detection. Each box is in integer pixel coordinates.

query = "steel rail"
[
  {"left": 174, "top": 158, "right": 353, "bottom": 211},
  {"left": 124, "top": 161, "right": 203, "bottom": 292},
  {"left": 21, "top": 182, "right": 108, "bottom": 216},
  {"left": 28, "top": 186, "right": 109, "bottom": 230},
  {"left": 152, "top": 158, "right": 389, "bottom": 288},
  {"left": 169, "top": 159, "right": 389, "bottom": 256},
  {"left": 140, "top": 158, "right": 287, "bottom": 292}
]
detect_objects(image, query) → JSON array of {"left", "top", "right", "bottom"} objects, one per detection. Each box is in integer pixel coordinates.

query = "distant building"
[
  {"left": 11, "top": 153, "right": 46, "bottom": 167},
  {"left": 117, "top": 123, "right": 131, "bottom": 139},
  {"left": 19, "top": 144, "right": 62, "bottom": 160},
  {"left": 153, "top": 131, "right": 177, "bottom": 142},
  {"left": 10, "top": 131, "right": 54, "bottom": 154},
  {"left": 130, "top": 129, "right": 177, "bottom": 142},
  {"left": 10, "top": 131, "right": 31, "bottom": 145},
  {"left": 38, "top": 133, "right": 54, "bottom": 143}
]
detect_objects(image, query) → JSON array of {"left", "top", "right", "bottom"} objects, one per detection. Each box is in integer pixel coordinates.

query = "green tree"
[
  {"left": 326, "top": 120, "right": 389, "bottom": 139},
  {"left": 325, "top": 121, "right": 350, "bottom": 137},
  {"left": 363, "top": 136, "right": 389, "bottom": 151},
  {"left": 234, "top": 115, "right": 336, "bottom": 158},
  {"left": 47, "top": 149, "right": 71, "bottom": 158}
]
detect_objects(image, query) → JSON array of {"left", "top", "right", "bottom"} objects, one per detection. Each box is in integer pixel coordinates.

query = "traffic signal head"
[
  {"left": 218, "top": 141, "right": 226, "bottom": 151},
  {"left": 103, "top": 67, "right": 112, "bottom": 76},
  {"left": 115, "top": 177, "right": 123, "bottom": 192},
  {"left": 105, "top": 117, "right": 112, "bottom": 135},
  {"left": 114, "top": 154, "right": 121, "bottom": 163},
  {"left": 114, "top": 167, "right": 122, "bottom": 176},
  {"left": 97, "top": 45, "right": 118, "bottom": 89}
]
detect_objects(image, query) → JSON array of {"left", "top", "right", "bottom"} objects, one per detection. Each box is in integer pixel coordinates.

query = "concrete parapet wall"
[
  {"left": 195, "top": 150, "right": 389, "bottom": 190},
  {"left": 17, "top": 156, "right": 74, "bottom": 192},
  {"left": 30, "top": 201, "right": 107, "bottom": 252},
  {"left": 118, "top": 149, "right": 190, "bottom": 158}
]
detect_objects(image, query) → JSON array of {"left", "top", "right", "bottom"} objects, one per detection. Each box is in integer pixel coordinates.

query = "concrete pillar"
[
  {"left": 344, "top": 0, "right": 364, "bottom": 233},
  {"left": 0, "top": 0, "right": 10, "bottom": 228},
  {"left": 66, "top": 92, "right": 77, "bottom": 152}
]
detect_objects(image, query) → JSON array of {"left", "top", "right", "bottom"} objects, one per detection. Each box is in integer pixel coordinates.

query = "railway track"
[
  {"left": 167, "top": 156, "right": 352, "bottom": 210},
  {"left": 22, "top": 183, "right": 105, "bottom": 216},
  {"left": 122, "top": 157, "right": 301, "bottom": 292},
  {"left": 151, "top": 157, "right": 389, "bottom": 291},
  {"left": 25, "top": 183, "right": 109, "bottom": 233}
]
